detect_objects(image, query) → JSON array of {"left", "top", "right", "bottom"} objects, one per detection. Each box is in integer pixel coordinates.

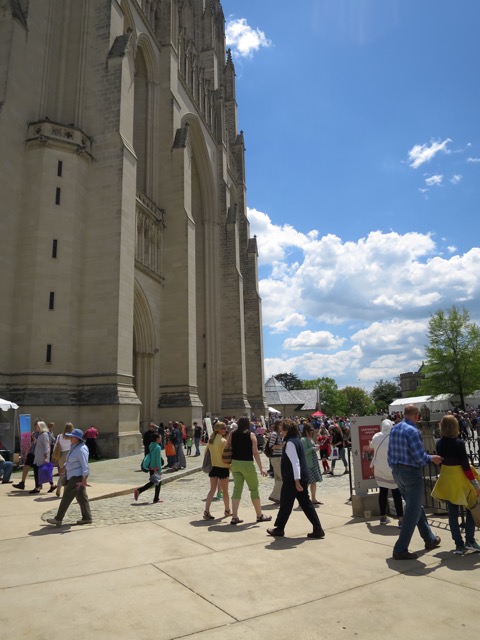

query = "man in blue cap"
[{"left": 46, "top": 428, "right": 92, "bottom": 526}]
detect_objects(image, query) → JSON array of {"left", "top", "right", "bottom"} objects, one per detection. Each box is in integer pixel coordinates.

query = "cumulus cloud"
[
  {"left": 425, "top": 174, "right": 443, "bottom": 186},
  {"left": 283, "top": 330, "right": 346, "bottom": 350},
  {"left": 450, "top": 174, "right": 462, "bottom": 184},
  {"left": 250, "top": 206, "right": 480, "bottom": 389},
  {"left": 270, "top": 313, "right": 307, "bottom": 334},
  {"left": 226, "top": 18, "right": 271, "bottom": 58},
  {"left": 408, "top": 138, "right": 452, "bottom": 169}
]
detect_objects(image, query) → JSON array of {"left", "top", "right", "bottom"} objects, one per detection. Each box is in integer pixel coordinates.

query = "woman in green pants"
[{"left": 229, "top": 417, "right": 272, "bottom": 526}]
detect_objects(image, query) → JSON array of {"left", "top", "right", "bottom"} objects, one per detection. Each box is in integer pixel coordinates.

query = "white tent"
[
  {"left": 389, "top": 394, "right": 453, "bottom": 414},
  {"left": 0, "top": 398, "right": 19, "bottom": 411},
  {"left": 0, "top": 398, "right": 19, "bottom": 455},
  {"left": 268, "top": 406, "right": 281, "bottom": 414}
]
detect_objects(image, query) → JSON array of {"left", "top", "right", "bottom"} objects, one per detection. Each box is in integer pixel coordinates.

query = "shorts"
[
  {"left": 209, "top": 466, "right": 229, "bottom": 479},
  {"left": 26, "top": 453, "right": 35, "bottom": 466}
]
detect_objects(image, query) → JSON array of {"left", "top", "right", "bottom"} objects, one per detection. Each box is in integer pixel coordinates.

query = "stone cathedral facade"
[{"left": 0, "top": 0, "right": 266, "bottom": 456}]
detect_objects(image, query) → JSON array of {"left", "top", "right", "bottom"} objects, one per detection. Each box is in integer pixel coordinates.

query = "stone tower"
[{"left": 0, "top": 0, "right": 266, "bottom": 456}]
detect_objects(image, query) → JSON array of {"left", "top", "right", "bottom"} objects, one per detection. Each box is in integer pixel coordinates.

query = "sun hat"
[{"left": 65, "top": 428, "right": 85, "bottom": 441}]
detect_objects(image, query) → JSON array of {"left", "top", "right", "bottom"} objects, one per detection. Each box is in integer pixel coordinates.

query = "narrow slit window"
[
  {"left": 46, "top": 344, "right": 52, "bottom": 363},
  {"left": 57, "top": 160, "right": 63, "bottom": 177},
  {"left": 55, "top": 187, "right": 61, "bottom": 205},
  {"left": 49, "top": 291, "right": 55, "bottom": 309},
  {"left": 52, "top": 239, "right": 57, "bottom": 258}
]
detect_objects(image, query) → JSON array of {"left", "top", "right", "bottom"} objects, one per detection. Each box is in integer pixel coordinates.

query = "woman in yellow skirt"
[{"left": 432, "top": 415, "right": 480, "bottom": 554}]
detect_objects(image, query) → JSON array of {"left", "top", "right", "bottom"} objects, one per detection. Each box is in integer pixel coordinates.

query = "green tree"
[
  {"left": 419, "top": 305, "right": 480, "bottom": 409},
  {"left": 302, "top": 377, "right": 342, "bottom": 415},
  {"left": 273, "top": 372, "right": 303, "bottom": 391},
  {"left": 338, "top": 386, "right": 375, "bottom": 416},
  {"left": 371, "top": 378, "right": 402, "bottom": 412}
]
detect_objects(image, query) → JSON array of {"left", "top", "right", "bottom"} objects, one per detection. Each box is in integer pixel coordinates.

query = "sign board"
[
  {"left": 349, "top": 416, "right": 383, "bottom": 496},
  {"left": 203, "top": 417, "right": 213, "bottom": 440},
  {"left": 19, "top": 414, "right": 31, "bottom": 463}
]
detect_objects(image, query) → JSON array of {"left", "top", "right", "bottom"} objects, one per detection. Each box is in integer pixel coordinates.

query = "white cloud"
[
  {"left": 250, "top": 206, "right": 480, "bottom": 389},
  {"left": 226, "top": 18, "right": 271, "bottom": 58},
  {"left": 270, "top": 313, "right": 307, "bottom": 334},
  {"left": 283, "top": 330, "right": 346, "bottom": 351},
  {"left": 447, "top": 245, "right": 457, "bottom": 253},
  {"left": 408, "top": 138, "right": 452, "bottom": 169},
  {"left": 467, "top": 157, "right": 480, "bottom": 163},
  {"left": 450, "top": 174, "right": 462, "bottom": 184},
  {"left": 425, "top": 174, "right": 443, "bottom": 186}
]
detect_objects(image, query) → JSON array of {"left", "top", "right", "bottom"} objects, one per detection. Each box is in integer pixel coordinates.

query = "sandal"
[
  {"left": 224, "top": 509, "right": 232, "bottom": 517},
  {"left": 312, "top": 500, "right": 323, "bottom": 505},
  {"left": 230, "top": 517, "right": 244, "bottom": 525},
  {"left": 203, "top": 511, "right": 214, "bottom": 520},
  {"left": 256, "top": 514, "right": 272, "bottom": 523}
]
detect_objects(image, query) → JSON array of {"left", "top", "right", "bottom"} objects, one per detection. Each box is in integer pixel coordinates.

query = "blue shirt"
[
  {"left": 387, "top": 418, "right": 432, "bottom": 468},
  {"left": 65, "top": 442, "right": 90, "bottom": 480}
]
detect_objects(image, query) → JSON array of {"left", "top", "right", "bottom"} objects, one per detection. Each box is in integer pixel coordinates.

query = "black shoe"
[
  {"left": 267, "top": 528, "right": 285, "bottom": 537},
  {"left": 307, "top": 528, "right": 325, "bottom": 539},
  {"left": 48, "top": 485, "right": 56, "bottom": 493},
  {"left": 76, "top": 519, "right": 93, "bottom": 525},
  {"left": 13, "top": 482, "right": 25, "bottom": 490},
  {"left": 393, "top": 551, "right": 418, "bottom": 560},
  {"left": 29, "top": 488, "right": 40, "bottom": 494},
  {"left": 425, "top": 535, "right": 441, "bottom": 550}
]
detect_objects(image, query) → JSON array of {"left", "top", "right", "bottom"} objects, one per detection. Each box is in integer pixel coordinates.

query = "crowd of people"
[{"left": 4, "top": 405, "right": 480, "bottom": 556}]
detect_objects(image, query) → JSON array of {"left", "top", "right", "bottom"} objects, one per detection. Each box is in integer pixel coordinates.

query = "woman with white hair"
[
  {"left": 30, "top": 421, "right": 53, "bottom": 494},
  {"left": 370, "top": 419, "right": 404, "bottom": 525}
]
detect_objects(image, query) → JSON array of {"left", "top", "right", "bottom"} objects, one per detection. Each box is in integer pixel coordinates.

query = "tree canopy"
[
  {"left": 338, "top": 386, "right": 375, "bottom": 416},
  {"left": 301, "top": 377, "right": 342, "bottom": 415},
  {"left": 419, "top": 305, "right": 480, "bottom": 409},
  {"left": 273, "top": 372, "right": 303, "bottom": 391},
  {"left": 371, "top": 378, "right": 402, "bottom": 412}
]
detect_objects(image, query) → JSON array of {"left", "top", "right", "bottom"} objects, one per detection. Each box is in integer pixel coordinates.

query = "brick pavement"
[{"left": 40, "top": 455, "right": 352, "bottom": 527}]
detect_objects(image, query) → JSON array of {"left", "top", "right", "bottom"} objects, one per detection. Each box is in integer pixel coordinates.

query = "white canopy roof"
[
  {"left": 0, "top": 398, "right": 19, "bottom": 411},
  {"left": 389, "top": 394, "right": 453, "bottom": 413}
]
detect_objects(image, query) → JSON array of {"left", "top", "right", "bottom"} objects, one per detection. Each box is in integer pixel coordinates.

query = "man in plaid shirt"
[{"left": 387, "top": 404, "right": 443, "bottom": 560}]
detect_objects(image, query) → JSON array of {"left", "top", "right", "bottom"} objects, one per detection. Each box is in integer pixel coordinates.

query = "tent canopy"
[
  {"left": 388, "top": 394, "right": 452, "bottom": 414},
  {"left": 268, "top": 406, "right": 281, "bottom": 414},
  {"left": 311, "top": 410, "right": 325, "bottom": 417},
  {"left": 0, "top": 398, "right": 19, "bottom": 412}
]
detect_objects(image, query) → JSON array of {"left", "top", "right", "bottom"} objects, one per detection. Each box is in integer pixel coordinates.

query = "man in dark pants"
[
  {"left": 193, "top": 421, "right": 202, "bottom": 456},
  {"left": 46, "top": 428, "right": 92, "bottom": 527},
  {"left": 267, "top": 420, "right": 324, "bottom": 539}
]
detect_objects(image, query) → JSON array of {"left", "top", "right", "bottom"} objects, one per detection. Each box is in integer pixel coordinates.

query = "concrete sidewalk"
[{"left": 1, "top": 454, "right": 479, "bottom": 639}]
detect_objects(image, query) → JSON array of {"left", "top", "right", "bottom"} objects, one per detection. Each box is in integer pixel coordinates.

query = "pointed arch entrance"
[{"left": 133, "top": 282, "right": 156, "bottom": 429}]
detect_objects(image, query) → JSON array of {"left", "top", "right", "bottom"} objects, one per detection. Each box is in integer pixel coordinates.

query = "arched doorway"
[{"left": 133, "top": 283, "right": 156, "bottom": 430}]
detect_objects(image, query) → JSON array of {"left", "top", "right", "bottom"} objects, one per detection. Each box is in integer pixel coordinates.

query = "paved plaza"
[{"left": 1, "top": 450, "right": 479, "bottom": 639}]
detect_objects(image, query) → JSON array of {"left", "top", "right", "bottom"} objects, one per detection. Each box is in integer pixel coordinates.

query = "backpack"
[{"left": 141, "top": 452, "right": 151, "bottom": 472}]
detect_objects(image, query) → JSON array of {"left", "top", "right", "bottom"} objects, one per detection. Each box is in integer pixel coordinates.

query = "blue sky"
[{"left": 221, "top": 0, "right": 480, "bottom": 391}]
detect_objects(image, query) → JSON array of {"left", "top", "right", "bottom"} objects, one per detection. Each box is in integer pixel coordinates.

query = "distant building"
[
  {"left": 265, "top": 376, "right": 319, "bottom": 418},
  {"left": 399, "top": 364, "right": 425, "bottom": 398}
]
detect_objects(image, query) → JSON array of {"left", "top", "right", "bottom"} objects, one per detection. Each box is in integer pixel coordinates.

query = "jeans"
[
  {"left": 391, "top": 464, "right": 436, "bottom": 555},
  {"left": 331, "top": 446, "right": 348, "bottom": 471},
  {"left": 448, "top": 502, "right": 476, "bottom": 546},
  {"left": 194, "top": 438, "right": 200, "bottom": 455},
  {"left": 0, "top": 460, "right": 14, "bottom": 482}
]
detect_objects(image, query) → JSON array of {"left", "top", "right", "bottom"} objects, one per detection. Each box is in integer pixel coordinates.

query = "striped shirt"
[{"left": 387, "top": 419, "right": 432, "bottom": 468}]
